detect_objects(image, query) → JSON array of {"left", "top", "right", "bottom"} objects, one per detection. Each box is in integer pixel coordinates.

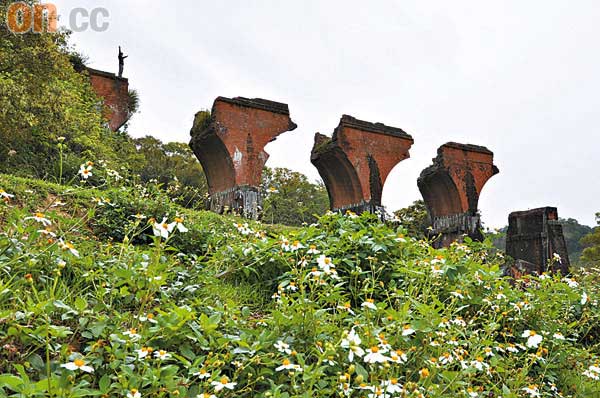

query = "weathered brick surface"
[
  {"left": 505, "top": 207, "right": 570, "bottom": 275},
  {"left": 311, "top": 115, "right": 413, "bottom": 214},
  {"left": 418, "top": 142, "right": 499, "bottom": 247},
  {"left": 86, "top": 68, "right": 129, "bottom": 131},
  {"left": 189, "top": 96, "right": 297, "bottom": 219}
]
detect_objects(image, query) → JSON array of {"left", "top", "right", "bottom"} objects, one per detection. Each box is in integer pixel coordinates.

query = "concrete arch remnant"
[
  {"left": 311, "top": 115, "right": 414, "bottom": 215},
  {"left": 418, "top": 142, "right": 499, "bottom": 247},
  {"left": 189, "top": 96, "right": 297, "bottom": 219}
]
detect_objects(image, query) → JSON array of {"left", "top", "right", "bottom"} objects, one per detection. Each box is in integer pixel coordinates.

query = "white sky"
[{"left": 53, "top": 0, "right": 600, "bottom": 228}]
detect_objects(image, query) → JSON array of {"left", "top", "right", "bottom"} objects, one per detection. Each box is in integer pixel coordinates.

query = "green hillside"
[{"left": 0, "top": 173, "right": 599, "bottom": 398}]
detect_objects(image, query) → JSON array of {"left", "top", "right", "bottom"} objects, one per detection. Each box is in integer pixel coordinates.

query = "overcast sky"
[{"left": 53, "top": 0, "right": 600, "bottom": 228}]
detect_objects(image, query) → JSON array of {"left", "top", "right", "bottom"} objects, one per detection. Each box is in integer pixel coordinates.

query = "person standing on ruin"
[{"left": 118, "top": 46, "right": 128, "bottom": 77}]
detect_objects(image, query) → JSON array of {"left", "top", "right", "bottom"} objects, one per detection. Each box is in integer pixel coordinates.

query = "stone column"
[{"left": 189, "top": 96, "right": 297, "bottom": 219}]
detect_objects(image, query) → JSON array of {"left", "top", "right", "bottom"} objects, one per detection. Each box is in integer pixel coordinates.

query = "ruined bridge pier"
[
  {"left": 310, "top": 115, "right": 414, "bottom": 216},
  {"left": 505, "top": 207, "right": 570, "bottom": 276},
  {"left": 418, "top": 143, "right": 499, "bottom": 248},
  {"left": 189, "top": 96, "right": 297, "bottom": 219}
]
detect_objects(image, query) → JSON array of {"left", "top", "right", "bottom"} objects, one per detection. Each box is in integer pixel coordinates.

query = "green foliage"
[
  {"left": 580, "top": 213, "right": 600, "bottom": 266},
  {"left": 261, "top": 167, "right": 329, "bottom": 226},
  {"left": 1, "top": 174, "right": 599, "bottom": 397},
  {"left": 128, "top": 89, "right": 140, "bottom": 116},
  {"left": 0, "top": 5, "right": 129, "bottom": 180},
  {"left": 392, "top": 200, "right": 431, "bottom": 239},
  {"left": 192, "top": 110, "right": 212, "bottom": 132}
]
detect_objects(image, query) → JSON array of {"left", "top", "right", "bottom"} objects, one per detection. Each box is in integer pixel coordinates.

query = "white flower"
[
  {"left": 522, "top": 385, "right": 540, "bottom": 397},
  {"left": 438, "top": 352, "right": 454, "bottom": 365},
  {"left": 345, "top": 210, "right": 359, "bottom": 219},
  {"left": 280, "top": 238, "right": 290, "bottom": 251},
  {"left": 401, "top": 325, "right": 415, "bottom": 336},
  {"left": 0, "top": 189, "right": 14, "bottom": 199},
  {"left": 136, "top": 313, "right": 157, "bottom": 324},
  {"left": 275, "top": 358, "right": 303, "bottom": 372},
  {"left": 552, "top": 253, "right": 562, "bottom": 264},
  {"left": 369, "top": 388, "right": 390, "bottom": 398},
  {"left": 169, "top": 217, "right": 188, "bottom": 233},
  {"left": 153, "top": 218, "right": 174, "bottom": 239},
  {"left": 127, "top": 388, "right": 141, "bottom": 398},
  {"left": 470, "top": 356, "right": 489, "bottom": 371},
  {"left": 154, "top": 350, "right": 171, "bottom": 360},
  {"left": 234, "top": 222, "right": 252, "bottom": 235},
  {"left": 431, "top": 265, "right": 444, "bottom": 276},
  {"left": 78, "top": 164, "right": 93, "bottom": 180},
  {"left": 274, "top": 340, "right": 292, "bottom": 354},
  {"left": 38, "top": 228, "right": 56, "bottom": 238},
  {"left": 382, "top": 378, "right": 403, "bottom": 394},
  {"left": 581, "top": 292, "right": 589, "bottom": 305},
  {"left": 395, "top": 234, "right": 406, "bottom": 243},
  {"left": 135, "top": 347, "right": 153, "bottom": 359},
  {"left": 60, "top": 356, "right": 94, "bottom": 373},
  {"left": 389, "top": 349, "right": 407, "bottom": 363},
  {"left": 361, "top": 299, "right": 377, "bottom": 310},
  {"left": 25, "top": 212, "right": 52, "bottom": 226},
  {"left": 58, "top": 239, "right": 79, "bottom": 257},
  {"left": 196, "top": 394, "right": 217, "bottom": 398},
  {"left": 363, "top": 346, "right": 389, "bottom": 364},
  {"left": 341, "top": 329, "right": 364, "bottom": 362},
  {"left": 563, "top": 277, "right": 578, "bottom": 288},
  {"left": 552, "top": 332, "right": 565, "bottom": 340},
  {"left": 337, "top": 302, "right": 355, "bottom": 315},
  {"left": 584, "top": 363, "right": 600, "bottom": 380},
  {"left": 307, "top": 245, "right": 320, "bottom": 254},
  {"left": 211, "top": 376, "right": 237, "bottom": 392},
  {"left": 123, "top": 328, "right": 141, "bottom": 341},
  {"left": 289, "top": 240, "right": 303, "bottom": 251},
  {"left": 521, "top": 330, "right": 543, "bottom": 348},
  {"left": 266, "top": 187, "right": 279, "bottom": 194},
  {"left": 193, "top": 369, "right": 211, "bottom": 379},
  {"left": 317, "top": 255, "right": 334, "bottom": 273}
]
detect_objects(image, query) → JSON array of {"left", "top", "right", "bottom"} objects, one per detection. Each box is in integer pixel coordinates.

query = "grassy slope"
[{"left": 0, "top": 174, "right": 599, "bottom": 398}]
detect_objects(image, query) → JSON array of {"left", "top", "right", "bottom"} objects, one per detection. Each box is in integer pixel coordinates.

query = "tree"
[
  {"left": 261, "top": 167, "right": 329, "bottom": 226},
  {"left": 0, "top": 1, "right": 132, "bottom": 180},
  {"left": 580, "top": 213, "right": 600, "bottom": 266},
  {"left": 392, "top": 200, "right": 431, "bottom": 239}
]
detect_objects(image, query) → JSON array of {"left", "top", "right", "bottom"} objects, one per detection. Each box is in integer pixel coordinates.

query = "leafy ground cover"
[{"left": 0, "top": 169, "right": 599, "bottom": 397}]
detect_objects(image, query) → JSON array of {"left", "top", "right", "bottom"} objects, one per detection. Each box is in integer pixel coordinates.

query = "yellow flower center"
[
  {"left": 220, "top": 376, "right": 229, "bottom": 384},
  {"left": 367, "top": 298, "right": 374, "bottom": 303},
  {"left": 131, "top": 389, "right": 138, "bottom": 394},
  {"left": 73, "top": 359, "right": 85, "bottom": 367},
  {"left": 529, "top": 330, "right": 536, "bottom": 336},
  {"left": 175, "top": 217, "right": 183, "bottom": 223},
  {"left": 370, "top": 346, "right": 379, "bottom": 353},
  {"left": 35, "top": 212, "right": 45, "bottom": 218},
  {"left": 282, "top": 359, "right": 291, "bottom": 366},
  {"left": 129, "top": 328, "right": 137, "bottom": 334}
]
